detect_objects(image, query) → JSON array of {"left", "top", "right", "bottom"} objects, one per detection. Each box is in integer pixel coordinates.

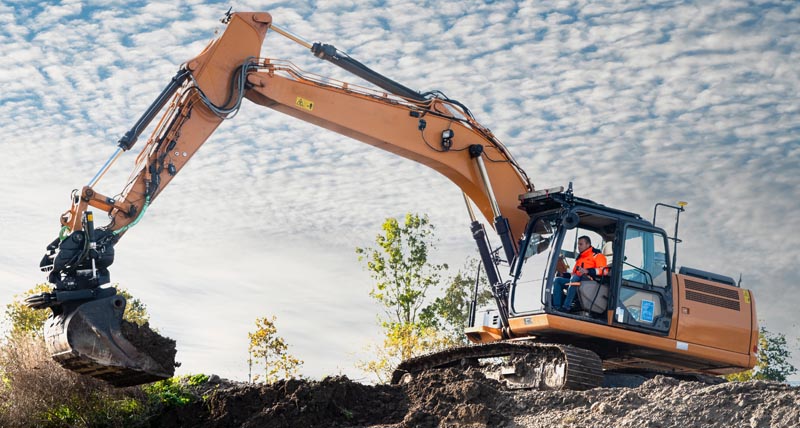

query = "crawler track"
[{"left": 391, "top": 341, "right": 603, "bottom": 390}]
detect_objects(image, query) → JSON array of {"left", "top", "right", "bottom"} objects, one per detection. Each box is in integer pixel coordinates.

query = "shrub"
[
  {"left": 0, "top": 332, "right": 147, "bottom": 427},
  {"left": 142, "top": 374, "right": 209, "bottom": 408}
]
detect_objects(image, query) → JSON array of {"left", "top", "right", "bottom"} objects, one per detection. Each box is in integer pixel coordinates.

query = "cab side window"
[{"left": 622, "top": 228, "right": 669, "bottom": 288}]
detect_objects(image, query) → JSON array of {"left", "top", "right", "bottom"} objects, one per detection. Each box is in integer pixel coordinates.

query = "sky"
[{"left": 1, "top": 0, "right": 798, "bottom": 382}]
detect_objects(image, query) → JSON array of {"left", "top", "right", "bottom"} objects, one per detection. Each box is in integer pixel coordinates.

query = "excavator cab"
[
  {"left": 509, "top": 190, "right": 674, "bottom": 334},
  {"left": 467, "top": 188, "right": 677, "bottom": 341}
]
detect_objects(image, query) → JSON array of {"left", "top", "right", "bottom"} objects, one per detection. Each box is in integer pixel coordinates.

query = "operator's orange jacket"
[{"left": 573, "top": 247, "right": 608, "bottom": 279}]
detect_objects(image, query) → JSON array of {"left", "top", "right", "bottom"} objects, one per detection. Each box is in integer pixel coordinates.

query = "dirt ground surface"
[{"left": 144, "top": 368, "right": 800, "bottom": 428}]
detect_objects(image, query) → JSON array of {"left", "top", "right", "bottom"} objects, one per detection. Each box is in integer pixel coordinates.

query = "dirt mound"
[
  {"left": 401, "top": 368, "right": 511, "bottom": 427},
  {"left": 147, "top": 375, "right": 406, "bottom": 427},
  {"left": 510, "top": 375, "right": 800, "bottom": 427},
  {"left": 146, "top": 370, "right": 800, "bottom": 428}
]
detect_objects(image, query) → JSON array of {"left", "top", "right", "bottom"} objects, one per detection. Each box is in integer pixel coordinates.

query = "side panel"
[{"left": 674, "top": 274, "right": 753, "bottom": 355}]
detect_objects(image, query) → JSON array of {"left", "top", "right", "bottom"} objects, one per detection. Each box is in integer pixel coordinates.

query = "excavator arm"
[{"left": 29, "top": 11, "right": 535, "bottom": 386}]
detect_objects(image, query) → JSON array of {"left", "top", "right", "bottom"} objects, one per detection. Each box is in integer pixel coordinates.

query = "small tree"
[
  {"left": 247, "top": 316, "right": 303, "bottom": 383},
  {"left": 726, "top": 326, "right": 797, "bottom": 382},
  {"left": 355, "top": 214, "right": 452, "bottom": 381},
  {"left": 118, "top": 288, "right": 150, "bottom": 326},
  {"left": 357, "top": 213, "right": 478, "bottom": 381},
  {"left": 357, "top": 322, "right": 452, "bottom": 383},
  {"left": 356, "top": 213, "right": 448, "bottom": 327},
  {"left": 420, "top": 259, "right": 493, "bottom": 344}
]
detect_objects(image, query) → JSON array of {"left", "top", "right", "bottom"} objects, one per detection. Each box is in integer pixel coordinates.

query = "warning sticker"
[
  {"left": 640, "top": 299, "right": 655, "bottom": 323},
  {"left": 295, "top": 97, "right": 314, "bottom": 111}
]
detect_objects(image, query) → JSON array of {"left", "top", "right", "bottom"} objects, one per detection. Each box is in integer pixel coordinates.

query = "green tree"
[
  {"left": 357, "top": 213, "right": 475, "bottom": 381},
  {"left": 356, "top": 213, "right": 448, "bottom": 327},
  {"left": 726, "top": 326, "right": 797, "bottom": 382},
  {"left": 247, "top": 316, "right": 303, "bottom": 383},
  {"left": 420, "top": 259, "right": 493, "bottom": 344},
  {"left": 118, "top": 287, "right": 150, "bottom": 326},
  {"left": 4, "top": 284, "right": 51, "bottom": 338}
]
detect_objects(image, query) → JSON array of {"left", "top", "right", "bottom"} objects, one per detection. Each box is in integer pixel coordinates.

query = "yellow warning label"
[
  {"left": 743, "top": 290, "right": 750, "bottom": 304},
  {"left": 295, "top": 97, "right": 314, "bottom": 111}
]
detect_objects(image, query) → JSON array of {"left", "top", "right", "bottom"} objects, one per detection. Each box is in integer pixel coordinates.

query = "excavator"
[{"left": 26, "top": 11, "right": 758, "bottom": 389}]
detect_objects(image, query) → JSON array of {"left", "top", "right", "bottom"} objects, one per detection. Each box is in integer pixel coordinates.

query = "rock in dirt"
[{"left": 145, "top": 370, "right": 800, "bottom": 428}]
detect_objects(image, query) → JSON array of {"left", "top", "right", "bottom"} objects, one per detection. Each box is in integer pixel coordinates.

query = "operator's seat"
[
  {"left": 602, "top": 241, "right": 613, "bottom": 264},
  {"left": 577, "top": 242, "right": 612, "bottom": 314}
]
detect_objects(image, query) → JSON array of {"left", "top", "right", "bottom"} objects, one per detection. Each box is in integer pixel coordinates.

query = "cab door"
[{"left": 611, "top": 225, "right": 673, "bottom": 334}]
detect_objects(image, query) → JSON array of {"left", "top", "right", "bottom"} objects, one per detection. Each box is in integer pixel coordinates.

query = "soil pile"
[
  {"left": 509, "top": 375, "right": 800, "bottom": 428},
  {"left": 147, "top": 375, "right": 406, "bottom": 428},
  {"left": 146, "top": 370, "right": 800, "bottom": 428}
]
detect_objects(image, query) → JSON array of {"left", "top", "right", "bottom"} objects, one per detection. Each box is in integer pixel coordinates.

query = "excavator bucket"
[{"left": 43, "top": 293, "right": 176, "bottom": 387}]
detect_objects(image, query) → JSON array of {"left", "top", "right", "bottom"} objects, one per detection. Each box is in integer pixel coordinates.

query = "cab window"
[{"left": 621, "top": 228, "right": 669, "bottom": 288}]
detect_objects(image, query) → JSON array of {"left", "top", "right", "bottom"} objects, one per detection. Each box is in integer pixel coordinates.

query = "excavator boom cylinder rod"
[
  {"left": 269, "top": 24, "right": 312, "bottom": 49},
  {"left": 87, "top": 147, "right": 123, "bottom": 188},
  {"left": 471, "top": 146, "right": 517, "bottom": 262},
  {"left": 310, "top": 42, "right": 426, "bottom": 102}
]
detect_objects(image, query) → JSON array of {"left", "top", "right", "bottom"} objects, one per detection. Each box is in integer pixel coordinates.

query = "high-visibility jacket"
[{"left": 573, "top": 247, "right": 608, "bottom": 279}]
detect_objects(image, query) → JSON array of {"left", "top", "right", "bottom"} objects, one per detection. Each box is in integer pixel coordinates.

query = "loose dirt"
[
  {"left": 145, "top": 369, "right": 800, "bottom": 428},
  {"left": 120, "top": 320, "right": 177, "bottom": 375}
]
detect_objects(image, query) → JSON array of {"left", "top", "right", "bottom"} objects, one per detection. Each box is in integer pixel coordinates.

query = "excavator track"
[{"left": 391, "top": 342, "right": 603, "bottom": 390}]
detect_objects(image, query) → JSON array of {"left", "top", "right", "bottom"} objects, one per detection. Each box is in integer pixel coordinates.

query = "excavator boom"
[{"left": 30, "top": 11, "right": 533, "bottom": 386}]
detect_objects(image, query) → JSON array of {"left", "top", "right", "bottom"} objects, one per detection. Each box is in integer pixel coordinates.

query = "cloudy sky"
[{"left": 1, "top": 0, "right": 798, "bottom": 382}]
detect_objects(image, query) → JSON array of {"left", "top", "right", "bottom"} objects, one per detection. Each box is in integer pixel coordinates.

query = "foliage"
[
  {"left": 0, "top": 284, "right": 157, "bottom": 427},
  {"left": 0, "top": 332, "right": 148, "bottom": 428},
  {"left": 142, "top": 374, "right": 209, "bottom": 407},
  {"left": 420, "top": 259, "right": 493, "bottom": 344},
  {"left": 41, "top": 404, "right": 80, "bottom": 426},
  {"left": 726, "top": 326, "right": 797, "bottom": 382},
  {"left": 118, "top": 287, "right": 150, "bottom": 327},
  {"left": 4, "top": 284, "right": 52, "bottom": 338},
  {"left": 248, "top": 316, "right": 303, "bottom": 383},
  {"left": 356, "top": 322, "right": 455, "bottom": 383},
  {"left": 356, "top": 214, "right": 493, "bottom": 381},
  {"left": 356, "top": 213, "right": 448, "bottom": 326},
  {"left": 3, "top": 284, "right": 149, "bottom": 339}
]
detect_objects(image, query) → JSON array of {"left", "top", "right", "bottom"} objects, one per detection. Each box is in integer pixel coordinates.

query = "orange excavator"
[{"left": 27, "top": 11, "right": 758, "bottom": 389}]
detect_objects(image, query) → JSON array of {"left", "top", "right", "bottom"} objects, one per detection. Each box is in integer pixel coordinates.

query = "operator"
[{"left": 552, "top": 235, "right": 608, "bottom": 312}]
